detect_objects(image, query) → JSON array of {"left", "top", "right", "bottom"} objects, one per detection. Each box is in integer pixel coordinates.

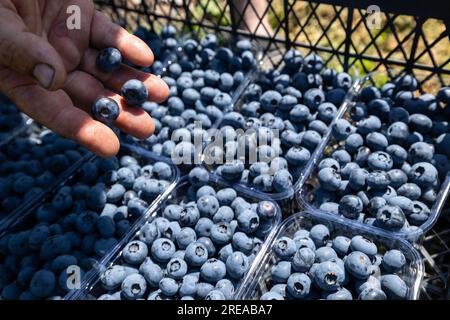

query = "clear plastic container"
[
  {"left": 0, "top": 127, "right": 92, "bottom": 230},
  {"left": 201, "top": 60, "right": 362, "bottom": 214},
  {"left": 237, "top": 210, "right": 424, "bottom": 300},
  {"left": 66, "top": 174, "right": 282, "bottom": 300},
  {"left": 297, "top": 72, "right": 450, "bottom": 242},
  {"left": 0, "top": 143, "right": 179, "bottom": 300}
]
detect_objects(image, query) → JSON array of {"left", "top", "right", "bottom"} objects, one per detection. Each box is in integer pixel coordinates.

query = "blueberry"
[
  {"left": 376, "top": 205, "right": 406, "bottom": 230},
  {"left": 40, "top": 234, "right": 72, "bottom": 261},
  {"left": 332, "top": 119, "right": 355, "bottom": 140},
  {"left": 50, "top": 255, "right": 78, "bottom": 273},
  {"left": 409, "top": 142, "right": 434, "bottom": 163},
  {"left": 122, "top": 240, "right": 148, "bottom": 265},
  {"left": 122, "top": 273, "right": 147, "bottom": 300},
  {"left": 292, "top": 247, "right": 315, "bottom": 272},
  {"left": 320, "top": 202, "right": 339, "bottom": 215},
  {"left": 205, "top": 289, "right": 226, "bottom": 300},
  {"left": 151, "top": 238, "right": 176, "bottom": 263},
  {"left": 195, "top": 218, "right": 214, "bottom": 237},
  {"left": 332, "top": 72, "right": 352, "bottom": 90},
  {"left": 232, "top": 232, "right": 253, "bottom": 255},
  {"left": 348, "top": 168, "right": 368, "bottom": 191},
  {"left": 338, "top": 195, "right": 363, "bottom": 219},
  {"left": 357, "top": 115, "right": 382, "bottom": 136},
  {"left": 380, "top": 274, "right": 408, "bottom": 300},
  {"left": 200, "top": 258, "right": 226, "bottom": 283},
  {"left": 179, "top": 274, "right": 199, "bottom": 297},
  {"left": 382, "top": 249, "right": 406, "bottom": 273},
  {"left": 210, "top": 223, "right": 232, "bottom": 245},
  {"left": 317, "top": 102, "right": 337, "bottom": 123},
  {"left": 2, "top": 283, "right": 21, "bottom": 300},
  {"left": 332, "top": 236, "right": 351, "bottom": 257},
  {"left": 284, "top": 49, "right": 303, "bottom": 70},
  {"left": 386, "top": 121, "right": 409, "bottom": 144},
  {"left": 256, "top": 201, "right": 277, "bottom": 220},
  {"left": 92, "top": 98, "right": 120, "bottom": 125},
  {"left": 315, "top": 247, "right": 338, "bottom": 263},
  {"left": 345, "top": 133, "right": 364, "bottom": 154},
  {"left": 367, "top": 171, "right": 391, "bottom": 190},
  {"left": 96, "top": 47, "right": 122, "bottom": 73},
  {"left": 30, "top": 270, "right": 56, "bottom": 298},
  {"left": 290, "top": 104, "right": 311, "bottom": 122},
  {"left": 309, "top": 224, "right": 330, "bottom": 247},
  {"left": 197, "top": 237, "right": 216, "bottom": 258},
  {"left": 332, "top": 149, "right": 352, "bottom": 166},
  {"left": 293, "top": 235, "right": 316, "bottom": 254},
  {"left": 139, "top": 259, "right": 163, "bottom": 287},
  {"left": 344, "top": 251, "right": 371, "bottom": 280},
  {"left": 303, "top": 88, "right": 325, "bottom": 111},
  {"left": 350, "top": 236, "right": 377, "bottom": 257},
  {"left": 273, "top": 236, "right": 296, "bottom": 260},
  {"left": 75, "top": 211, "right": 99, "bottom": 234},
  {"left": 164, "top": 258, "right": 188, "bottom": 280},
  {"left": 225, "top": 251, "right": 249, "bottom": 279},
  {"left": 196, "top": 186, "right": 216, "bottom": 199},
  {"left": 408, "top": 162, "right": 438, "bottom": 188},
  {"left": 408, "top": 201, "right": 431, "bottom": 226},
  {"left": 271, "top": 261, "right": 292, "bottom": 283},
  {"left": 121, "top": 79, "right": 148, "bottom": 106},
  {"left": 397, "top": 183, "right": 421, "bottom": 200},
  {"left": 216, "top": 188, "right": 237, "bottom": 206},
  {"left": 96, "top": 216, "right": 116, "bottom": 238},
  {"left": 174, "top": 227, "right": 196, "bottom": 249},
  {"left": 317, "top": 168, "right": 342, "bottom": 191},
  {"left": 323, "top": 287, "right": 353, "bottom": 300},
  {"left": 409, "top": 114, "right": 432, "bottom": 134},
  {"left": 349, "top": 103, "right": 368, "bottom": 122},
  {"left": 314, "top": 261, "right": 345, "bottom": 291},
  {"left": 367, "top": 151, "right": 393, "bottom": 171},
  {"left": 215, "top": 279, "right": 235, "bottom": 300},
  {"left": 285, "top": 273, "right": 311, "bottom": 299},
  {"left": 260, "top": 291, "right": 284, "bottom": 300},
  {"left": 196, "top": 282, "right": 215, "bottom": 300},
  {"left": 185, "top": 242, "right": 208, "bottom": 267}
]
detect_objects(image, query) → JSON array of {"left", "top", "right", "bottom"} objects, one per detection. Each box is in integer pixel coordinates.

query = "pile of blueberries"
[
  {"left": 208, "top": 51, "right": 355, "bottom": 193},
  {"left": 0, "top": 153, "right": 175, "bottom": 300},
  {"left": 306, "top": 76, "right": 450, "bottom": 233},
  {"left": 121, "top": 27, "right": 259, "bottom": 170},
  {"left": 259, "top": 223, "right": 411, "bottom": 300},
  {"left": 0, "top": 131, "right": 88, "bottom": 218},
  {"left": 0, "top": 96, "right": 25, "bottom": 143},
  {"left": 88, "top": 168, "right": 279, "bottom": 300}
]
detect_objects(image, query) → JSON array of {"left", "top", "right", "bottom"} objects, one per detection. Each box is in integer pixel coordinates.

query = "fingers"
[
  {"left": 81, "top": 48, "right": 169, "bottom": 103},
  {"left": 63, "top": 70, "right": 155, "bottom": 139},
  {"left": 90, "top": 11, "right": 154, "bottom": 68},
  {"left": 0, "top": 8, "right": 66, "bottom": 90},
  {"left": 0, "top": 67, "right": 120, "bottom": 157}
]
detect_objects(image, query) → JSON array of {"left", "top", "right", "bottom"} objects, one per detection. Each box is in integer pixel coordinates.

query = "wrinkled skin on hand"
[{"left": 0, "top": 0, "right": 169, "bottom": 157}]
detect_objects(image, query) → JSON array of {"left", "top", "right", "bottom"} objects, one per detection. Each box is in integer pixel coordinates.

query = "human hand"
[{"left": 0, "top": 0, "right": 169, "bottom": 157}]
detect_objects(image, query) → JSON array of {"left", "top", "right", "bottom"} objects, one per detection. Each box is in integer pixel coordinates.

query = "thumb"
[{"left": 0, "top": 23, "right": 66, "bottom": 91}]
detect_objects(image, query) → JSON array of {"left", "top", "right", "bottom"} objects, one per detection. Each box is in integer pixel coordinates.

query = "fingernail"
[{"left": 33, "top": 64, "right": 55, "bottom": 89}]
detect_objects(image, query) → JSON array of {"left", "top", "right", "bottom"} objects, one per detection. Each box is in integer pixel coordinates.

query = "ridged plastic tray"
[
  {"left": 66, "top": 174, "right": 282, "bottom": 300},
  {"left": 237, "top": 209, "right": 424, "bottom": 300},
  {"left": 296, "top": 72, "right": 450, "bottom": 242}
]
